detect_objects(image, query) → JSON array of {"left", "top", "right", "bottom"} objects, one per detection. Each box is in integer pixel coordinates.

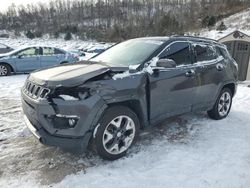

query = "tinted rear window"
[{"left": 194, "top": 44, "right": 217, "bottom": 62}]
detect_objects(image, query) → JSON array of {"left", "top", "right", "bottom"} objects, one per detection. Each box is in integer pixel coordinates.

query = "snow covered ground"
[{"left": 0, "top": 75, "right": 250, "bottom": 188}]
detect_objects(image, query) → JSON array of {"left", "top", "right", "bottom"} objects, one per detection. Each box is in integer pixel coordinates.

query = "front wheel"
[
  {"left": 93, "top": 106, "right": 140, "bottom": 160},
  {"left": 207, "top": 88, "right": 233, "bottom": 120},
  {"left": 0, "top": 64, "right": 11, "bottom": 76}
]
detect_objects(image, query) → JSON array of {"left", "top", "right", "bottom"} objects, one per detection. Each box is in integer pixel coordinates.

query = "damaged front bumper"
[
  {"left": 23, "top": 115, "right": 90, "bottom": 152},
  {"left": 21, "top": 88, "right": 107, "bottom": 152}
]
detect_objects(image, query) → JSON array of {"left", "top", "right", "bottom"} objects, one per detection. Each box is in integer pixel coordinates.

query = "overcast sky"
[{"left": 0, "top": 0, "right": 50, "bottom": 12}]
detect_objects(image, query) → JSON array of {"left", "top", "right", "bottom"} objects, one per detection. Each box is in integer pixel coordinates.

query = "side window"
[
  {"left": 159, "top": 42, "right": 192, "bottom": 66},
  {"left": 193, "top": 44, "right": 217, "bottom": 63},
  {"left": 17, "top": 48, "right": 38, "bottom": 56},
  {"left": 43, "top": 47, "right": 55, "bottom": 55}
]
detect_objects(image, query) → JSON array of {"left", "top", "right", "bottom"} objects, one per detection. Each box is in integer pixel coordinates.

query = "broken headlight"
[{"left": 55, "top": 87, "right": 97, "bottom": 101}]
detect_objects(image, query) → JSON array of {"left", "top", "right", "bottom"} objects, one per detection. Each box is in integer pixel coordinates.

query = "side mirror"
[
  {"left": 156, "top": 59, "right": 176, "bottom": 68},
  {"left": 17, "top": 54, "right": 23, "bottom": 59}
]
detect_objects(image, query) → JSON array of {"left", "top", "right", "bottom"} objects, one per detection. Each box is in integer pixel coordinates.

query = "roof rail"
[{"left": 171, "top": 35, "right": 218, "bottom": 43}]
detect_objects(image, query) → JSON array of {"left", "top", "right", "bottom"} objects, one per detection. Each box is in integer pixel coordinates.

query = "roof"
[
  {"left": 133, "top": 36, "right": 220, "bottom": 44},
  {"left": 133, "top": 36, "right": 170, "bottom": 42}
]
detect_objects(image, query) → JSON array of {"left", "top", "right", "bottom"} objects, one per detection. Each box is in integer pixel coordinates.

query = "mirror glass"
[{"left": 156, "top": 58, "right": 176, "bottom": 68}]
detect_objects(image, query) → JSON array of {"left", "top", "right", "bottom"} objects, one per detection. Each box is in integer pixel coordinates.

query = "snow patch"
[
  {"left": 93, "top": 124, "right": 100, "bottom": 138},
  {"left": 59, "top": 95, "right": 79, "bottom": 101},
  {"left": 195, "top": 55, "right": 224, "bottom": 66}
]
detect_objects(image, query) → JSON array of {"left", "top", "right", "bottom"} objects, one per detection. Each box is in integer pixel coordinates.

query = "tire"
[
  {"left": 207, "top": 88, "right": 233, "bottom": 120},
  {"left": 93, "top": 106, "right": 140, "bottom": 160},
  {"left": 0, "top": 64, "right": 11, "bottom": 76}
]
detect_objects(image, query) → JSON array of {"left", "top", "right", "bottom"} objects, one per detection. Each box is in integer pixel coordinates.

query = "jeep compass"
[{"left": 21, "top": 36, "right": 238, "bottom": 160}]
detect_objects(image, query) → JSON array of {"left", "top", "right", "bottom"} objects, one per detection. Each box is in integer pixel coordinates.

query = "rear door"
[
  {"left": 40, "top": 47, "right": 65, "bottom": 68},
  {"left": 15, "top": 47, "right": 41, "bottom": 72},
  {"left": 191, "top": 43, "right": 225, "bottom": 110},
  {"left": 149, "top": 41, "right": 198, "bottom": 124}
]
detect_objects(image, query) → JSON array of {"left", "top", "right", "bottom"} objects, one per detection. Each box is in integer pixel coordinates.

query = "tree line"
[{"left": 0, "top": 0, "right": 249, "bottom": 41}]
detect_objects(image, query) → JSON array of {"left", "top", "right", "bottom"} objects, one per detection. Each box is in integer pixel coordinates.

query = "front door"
[
  {"left": 149, "top": 41, "right": 198, "bottom": 124},
  {"left": 15, "top": 47, "right": 41, "bottom": 72}
]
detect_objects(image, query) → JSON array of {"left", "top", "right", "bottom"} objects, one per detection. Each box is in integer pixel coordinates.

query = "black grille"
[{"left": 24, "top": 81, "right": 50, "bottom": 99}]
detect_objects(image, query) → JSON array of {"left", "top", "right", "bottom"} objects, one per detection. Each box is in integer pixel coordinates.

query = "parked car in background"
[
  {"left": 77, "top": 46, "right": 108, "bottom": 61},
  {"left": 0, "top": 46, "right": 78, "bottom": 76},
  {"left": 67, "top": 49, "right": 85, "bottom": 59},
  {"left": 79, "top": 45, "right": 115, "bottom": 61},
  {"left": 22, "top": 36, "right": 238, "bottom": 160},
  {"left": 0, "top": 43, "right": 14, "bottom": 54},
  {"left": 86, "top": 47, "right": 106, "bottom": 54}
]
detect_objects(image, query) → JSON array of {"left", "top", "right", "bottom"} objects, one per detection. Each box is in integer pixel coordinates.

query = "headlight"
[{"left": 56, "top": 87, "right": 96, "bottom": 101}]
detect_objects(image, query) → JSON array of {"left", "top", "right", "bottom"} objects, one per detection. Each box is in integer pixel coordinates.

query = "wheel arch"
[
  {"left": 222, "top": 82, "right": 236, "bottom": 97},
  {"left": 107, "top": 99, "right": 148, "bottom": 129}
]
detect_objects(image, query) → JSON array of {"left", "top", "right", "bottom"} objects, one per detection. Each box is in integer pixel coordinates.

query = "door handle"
[
  {"left": 185, "top": 69, "right": 195, "bottom": 77},
  {"left": 216, "top": 63, "right": 224, "bottom": 71}
]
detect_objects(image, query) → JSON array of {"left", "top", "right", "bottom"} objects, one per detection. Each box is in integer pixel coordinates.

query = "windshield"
[{"left": 91, "top": 39, "right": 163, "bottom": 67}]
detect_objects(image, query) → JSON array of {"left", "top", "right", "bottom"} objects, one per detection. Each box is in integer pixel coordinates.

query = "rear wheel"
[
  {"left": 93, "top": 106, "right": 140, "bottom": 160},
  {"left": 0, "top": 64, "right": 11, "bottom": 76},
  {"left": 207, "top": 88, "right": 232, "bottom": 120}
]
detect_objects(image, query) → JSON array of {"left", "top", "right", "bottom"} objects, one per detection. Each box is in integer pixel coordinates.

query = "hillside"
[
  {"left": 0, "top": 0, "right": 249, "bottom": 41},
  {"left": 200, "top": 8, "right": 250, "bottom": 39}
]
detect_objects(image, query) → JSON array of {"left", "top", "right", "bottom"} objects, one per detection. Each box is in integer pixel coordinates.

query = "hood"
[{"left": 29, "top": 63, "right": 110, "bottom": 87}]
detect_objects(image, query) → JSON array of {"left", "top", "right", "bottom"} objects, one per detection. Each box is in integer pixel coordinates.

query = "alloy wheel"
[
  {"left": 0, "top": 65, "right": 8, "bottom": 76},
  {"left": 102, "top": 115, "right": 136, "bottom": 155},
  {"left": 218, "top": 91, "right": 231, "bottom": 117}
]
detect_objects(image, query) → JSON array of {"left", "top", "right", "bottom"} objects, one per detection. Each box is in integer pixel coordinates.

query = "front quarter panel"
[
  {"left": 51, "top": 94, "right": 107, "bottom": 137},
  {"left": 91, "top": 73, "right": 149, "bottom": 126}
]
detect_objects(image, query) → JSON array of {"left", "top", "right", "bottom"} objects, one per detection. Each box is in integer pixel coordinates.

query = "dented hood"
[{"left": 29, "top": 63, "right": 110, "bottom": 87}]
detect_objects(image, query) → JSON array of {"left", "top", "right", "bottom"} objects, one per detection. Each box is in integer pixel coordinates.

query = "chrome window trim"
[
  {"left": 154, "top": 40, "right": 193, "bottom": 70},
  {"left": 152, "top": 40, "right": 223, "bottom": 71},
  {"left": 156, "top": 40, "right": 191, "bottom": 59}
]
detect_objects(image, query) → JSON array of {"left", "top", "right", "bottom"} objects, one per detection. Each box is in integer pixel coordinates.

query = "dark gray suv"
[{"left": 21, "top": 36, "right": 238, "bottom": 160}]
